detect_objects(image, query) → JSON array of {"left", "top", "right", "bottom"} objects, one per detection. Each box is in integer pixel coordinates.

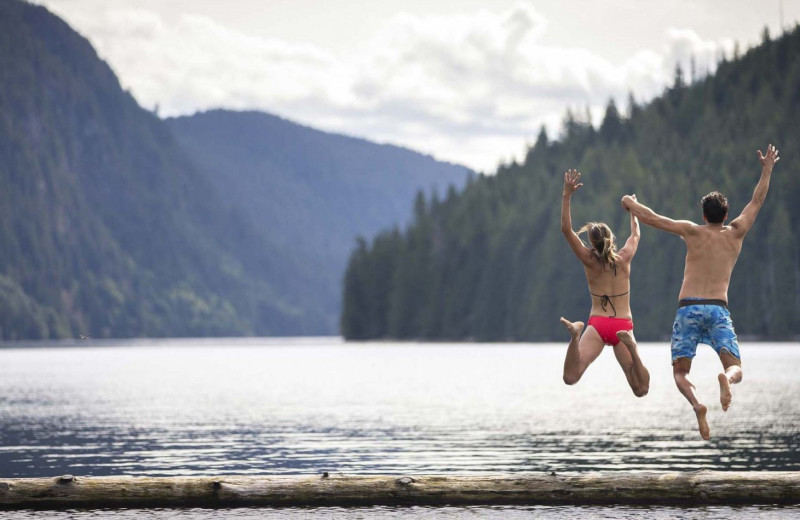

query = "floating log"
[{"left": 1, "top": 471, "right": 800, "bottom": 509}]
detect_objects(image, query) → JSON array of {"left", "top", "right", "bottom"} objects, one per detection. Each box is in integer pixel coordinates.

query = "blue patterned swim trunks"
[{"left": 671, "top": 298, "right": 740, "bottom": 363}]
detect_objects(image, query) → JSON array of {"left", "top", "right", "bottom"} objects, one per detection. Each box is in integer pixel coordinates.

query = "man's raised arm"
[
  {"left": 730, "top": 144, "right": 780, "bottom": 237},
  {"left": 621, "top": 195, "right": 694, "bottom": 237}
]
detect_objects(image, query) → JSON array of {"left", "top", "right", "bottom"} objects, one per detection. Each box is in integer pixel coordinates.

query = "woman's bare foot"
[
  {"left": 616, "top": 330, "right": 636, "bottom": 352},
  {"left": 560, "top": 317, "right": 584, "bottom": 339},
  {"left": 693, "top": 404, "right": 710, "bottom": 440},
  {"left": 718, "top": 373, "right": 732, "bottom": 411}
]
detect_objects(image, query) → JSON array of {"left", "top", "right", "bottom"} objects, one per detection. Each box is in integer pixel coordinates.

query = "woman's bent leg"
[
  {"left": 560, "top": 318, "right": 604, "bottom": 385},
  {"left": 614, "top": 330, "right": 650, "bottom": 397}
]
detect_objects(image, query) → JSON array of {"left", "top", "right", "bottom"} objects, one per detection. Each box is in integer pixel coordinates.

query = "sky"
[{"left": 34, "top": 0, "right": 800, "bottom": 172}]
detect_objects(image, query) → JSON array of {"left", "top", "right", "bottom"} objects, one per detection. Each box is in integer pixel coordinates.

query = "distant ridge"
[{"left": 167, "top": 109, "right": 471, "bottom": 333}]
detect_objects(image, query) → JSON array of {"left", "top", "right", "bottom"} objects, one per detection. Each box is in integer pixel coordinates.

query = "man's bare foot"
[
  {"left": 560, "top": 317, "right": 584, "bottom": 339},
  {"left": 718, "top": 373, "right": 732, "bottom": 411},
  {"left": 694, "top": 404, "right": 710, "bottom": 440}
]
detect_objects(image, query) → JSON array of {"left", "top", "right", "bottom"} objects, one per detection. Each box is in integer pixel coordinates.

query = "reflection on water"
[{"left": 0, "top": 338, "right": 799, "bottom": 477}]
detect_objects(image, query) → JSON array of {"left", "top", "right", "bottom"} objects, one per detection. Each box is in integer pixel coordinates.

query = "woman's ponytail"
[{"left": 578, "top": 222, "right": 620, "bottom": 270}]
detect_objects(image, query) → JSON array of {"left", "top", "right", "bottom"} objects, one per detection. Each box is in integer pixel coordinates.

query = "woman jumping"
[{"left": 559, "top": 169, "right": 650, "bottom": 397}]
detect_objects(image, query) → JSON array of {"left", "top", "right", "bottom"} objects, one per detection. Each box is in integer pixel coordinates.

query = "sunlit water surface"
[{"left": 1, "top": 338, "right": 798, "bottom": 518}]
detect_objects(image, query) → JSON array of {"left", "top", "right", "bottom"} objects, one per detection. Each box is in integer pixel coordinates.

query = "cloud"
[{"left": 39, "top": 1, "right": 736, "bottom": 172}]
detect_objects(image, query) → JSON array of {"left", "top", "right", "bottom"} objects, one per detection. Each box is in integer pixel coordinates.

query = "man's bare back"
[{"left": 678, "top": 223, "right": 744, "bottom": 302}]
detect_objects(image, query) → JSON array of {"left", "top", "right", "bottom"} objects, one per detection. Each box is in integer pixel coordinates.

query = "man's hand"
[
  {"left": 563, "top": 169, "right": 583, "bottom": 196},
  {"left": 621, "top": 194, "right": 637, "bottom": 211},
  {"left": 731, "top": 143, "right": 780, "bottom": 236},
  {"left": 758, "top": 144, "right": 780, "bottom": 172}
]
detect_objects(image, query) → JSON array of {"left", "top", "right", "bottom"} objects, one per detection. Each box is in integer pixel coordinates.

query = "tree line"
[{"left": 342, "top": 26, "right": 800, "bottom": 341}]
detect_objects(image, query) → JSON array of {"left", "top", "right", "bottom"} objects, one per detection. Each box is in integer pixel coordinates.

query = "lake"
[{"left": 1, "top": 338, "right": 799, "bottom": 518}]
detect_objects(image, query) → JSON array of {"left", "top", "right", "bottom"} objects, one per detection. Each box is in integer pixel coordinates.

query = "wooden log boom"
[{"left": 1, "top": 472, "right": 800, "bottom": 509}]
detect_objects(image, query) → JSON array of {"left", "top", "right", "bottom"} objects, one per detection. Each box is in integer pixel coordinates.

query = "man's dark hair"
[{"left": 701, "top": 191, "right": 729, "bottom": 224}]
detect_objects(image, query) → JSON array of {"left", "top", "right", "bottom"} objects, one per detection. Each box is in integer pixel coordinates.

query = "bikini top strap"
[{"left": 590, "top": 291, "right": 629, "bottom": 318}]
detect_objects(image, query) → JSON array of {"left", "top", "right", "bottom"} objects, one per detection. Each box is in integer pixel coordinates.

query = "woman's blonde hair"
[{"left": 578, "top": 222, "right": 620, "bottom": 270}]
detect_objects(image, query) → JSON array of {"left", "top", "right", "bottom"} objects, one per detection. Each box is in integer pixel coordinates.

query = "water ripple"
[{"left": 0, "top": 341, "right": 799, "bottom": 477}]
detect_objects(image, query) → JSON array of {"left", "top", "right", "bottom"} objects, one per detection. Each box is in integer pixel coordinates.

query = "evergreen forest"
[{"left": 342, "top": 26, "right": 800, "bottom": 341}]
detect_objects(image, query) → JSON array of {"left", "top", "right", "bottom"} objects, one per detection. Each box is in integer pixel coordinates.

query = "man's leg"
[
  {"left": 560, "top": 318, "right": 604, "bottom": 385},
  {"left": 673, "top": 357, "right": 710, "bottom": 440},
  {"left": 614, "top": 331, "right": 650, "bottom": 397},
  {"left": 717, "top": 351, "right": 742, "bottom": 412}
]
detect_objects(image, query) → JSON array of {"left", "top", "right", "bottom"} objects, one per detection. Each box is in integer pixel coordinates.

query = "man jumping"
[{"left": 621, "top": 144, "right": 780, "bottom": 439}]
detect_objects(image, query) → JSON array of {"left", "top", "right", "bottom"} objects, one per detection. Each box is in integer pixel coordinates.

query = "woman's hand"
[
  {"left": 621, "top": 194, "right": 637, "bottom": 211},
  {"left": 563, "top": 169, "right": 583, "bottom": 196}
]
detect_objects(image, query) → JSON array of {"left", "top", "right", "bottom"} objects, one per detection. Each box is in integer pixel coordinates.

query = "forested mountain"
[
  {"left": 343, "top": 26, "right": 800, "bottom": 341},
  {"left": 0, "top": 0, "right": 297, "bottom": 339},
  {"left": 166, "top": 110, "right": 470, "bottom": 333},
  {"left": 0, "top": 0, "right": 469, "bottom": 339}
]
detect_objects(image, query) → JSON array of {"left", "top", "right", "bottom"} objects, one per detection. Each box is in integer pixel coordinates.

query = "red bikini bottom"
[{"left": 587, "top": 316, "right": 634, "bottom": 346}]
